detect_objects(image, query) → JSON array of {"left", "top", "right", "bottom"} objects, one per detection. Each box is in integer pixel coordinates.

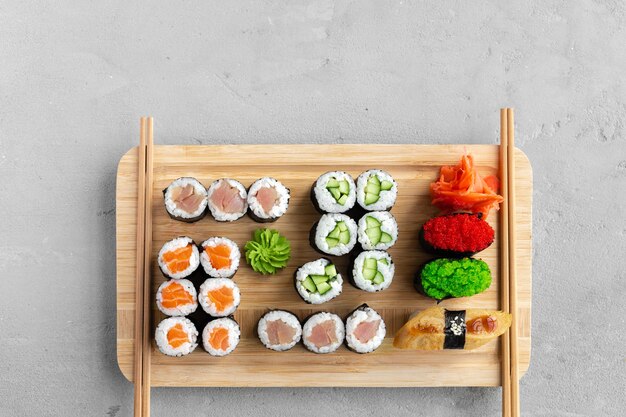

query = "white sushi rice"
[
  {"left": 314, "top": 213, "right": 357, "bottom": 256},
  {"left": 345, "top": 305, "right": 386, "bottom": 353},
  {"left": 313, "top": 171, "right": 356, "bottom": 213},
  {"left": 257, "top": 310, "right": 302, "bottom": 351},
  {"left": 155, "top": 317, "right": 198, "bottom": 357},
  {"left": 156, "top": 279, "right": 198, "bottom": 316},
  {"left": 163, "top": 177, "right": 208, "bottom": 219},
  {"left": 206, "top": 178, "right": 248, "bottom": 221},
  {"left": 157, "top": 236, "right": 200, "bottom": 279},
  {"left": 352, "top": 250, "right": 395, "bottom": 292},
  {"left": 199, "top": 237, "right": 240, "bottom": 278},
  {"left": 302, "top": 312, "right": 345, "bottom": 354},
  {"left": 356, "top": 169, "right": 398, "bottom": 211},
  {"left": 202, "top": 318, "right": 240, "bottom": 356},
  {"left": 247, "top": 177, "right": 290, "bottom": 220},
  {"left": 295, "top": 258, "right": 343, "bottom": 304},
  {"left": 198, "top": 278, "right": 241, "bottom": 317},
  {"left": 357, "top": 211, "right": 399, "bottom": 250}
]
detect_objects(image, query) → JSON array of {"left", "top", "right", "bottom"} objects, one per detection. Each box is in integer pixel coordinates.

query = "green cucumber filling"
[
  {"left": 326, "top": 177, "right": 351, "bottom": 204},
  {"left": 326, "top": 221, "right": 350, "bottom": 248},
  {"left": 364, "top": 175, "right": 393, "bottom": 205},
  {"left": 302, "top": 263, "right": 340, "bottom": 295},
  {"left": 363, "top": 216, "right": 393, "bottom": 245},
  {"left": 362, "top": 257, "right": 388, "bottom": 284}
]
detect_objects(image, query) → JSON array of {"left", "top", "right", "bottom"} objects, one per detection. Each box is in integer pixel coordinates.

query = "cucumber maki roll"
[
  {"left": 357, "top": 211, "right": 398, "bottom": 250},
  {"left": 247, "top": 177, "right": 290, "bottom": 222},
  {"left": 310, "top": 213, "right": 357, "bottom": 256},
  {"left": 414, "top": 258, "right": 492, "bottom": 301},
  {"left": 419, "top": 213, "right": 495, "bottom": 257},
  {"left": 302, "top": 312, "right": 345, "bottom": 354},
  {"left": 257, "top": 310, "right": 302, "bottom": 351},
  {"left": 163, "top": 177, "right": 208, "bottom": 222},
  {"left": 157, "top": 236, "right": 200, "bottom": 279},
  {"left": 295, "top": 258, "right": 343, "bottom": 304},
  {"left": 345, "top": 304, "right": 386, "bottom": 354},
  {"left": 206, "top": 178, "right": 248, "bottom": 222},
  {"left": 350, "top": 250, "right": 394, "bottom": 292},
  {"left": 202, "top": 317, "right": 240, "bottom": 356},
  {"left": 311, "top": 171, "right": 356, "bottom": 214},
  {"left": 155, "top": 317, "right": 198, "bottom": 357},
  {"left": 356, "top": 170, "right": 397, "bottom": 211}
]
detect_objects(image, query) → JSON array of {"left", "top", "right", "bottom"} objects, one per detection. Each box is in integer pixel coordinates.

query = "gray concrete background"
[{"left": 1, "top": 0, "right": 624, "bottom": 416}]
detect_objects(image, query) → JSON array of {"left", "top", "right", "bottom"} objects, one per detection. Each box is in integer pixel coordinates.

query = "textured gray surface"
[{"left": 1, "top": 0, "right": 624, "bottom": 416}]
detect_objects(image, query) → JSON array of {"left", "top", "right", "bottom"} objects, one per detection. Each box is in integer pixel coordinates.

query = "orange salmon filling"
[
  {"left": 209, "top": 327, "right": 230, "bottom": 350},
  {"left": 207, "top": 286, "right": 234, "bottom": 312},
  {"left": 205, "top": 244, "right": 232, "bottom": 270},
  {"left": 167, "top": 323, "right": 189, "bottom": 348},
  {"left": 160, "top": 282, "right": 194, "bottom": 309},
  {"left": 162, "top": 245, "right": 193, "bottom": 274}
]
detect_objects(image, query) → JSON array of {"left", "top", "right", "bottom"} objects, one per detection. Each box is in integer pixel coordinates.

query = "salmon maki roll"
[
  {"left": 157, "top": 237, "right": 200, "bottom": 279},
  {"left": 247, "top": 177, "right": 290, "bottom": 222},
  {"left": 257, "top": 310, "right": 302, "bottom": 352},
  {"left": 202, "top": 317, "right": 240, "bottom": 356},
  {"left": 163, "top": 177, "right": 207, "bottom": 222},
  {"left": 206, "top": 178, "right": 248, "bottom": 222},
  {"left": 198, "top": 278, "right": 241, "bottom": 317},
  {"left": 199, "top": 237, "right": 240, "bottom": 278},
  {"left": 345, "top": 304, "right": 386, "bottom": 354},
  {"left": 156, "top": 279, "right": 198, "bottom": 316},
  {"left": 302, "top": 312, "right": 345, "bottom": 354},
  {"left": 419, "top": 213, "right": 495, "bottom": 257},
  {"left": 155, "top": 317, "right": 198, "bottom": 357}
]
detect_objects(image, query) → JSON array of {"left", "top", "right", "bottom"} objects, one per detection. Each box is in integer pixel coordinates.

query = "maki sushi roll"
[
  {"left": 415, "top": 258, "right": 492, "bottom": 301},
  {"left": 202, "top": 317, "right": 240, "bottom": 356},
  {"left": 356, "top": 170, "right": 397, "bottom": 211},
  {"left": 155, "top": 317, "right": 198, "bottom": 357},
  {"left": 206, "top": 178, "right": 248, "bottom": 222},
  {"left": 199, "top": 237, "right": 240, "bottom": 278},
  {"left": 393, "top": 306, "right": 512, "bottom": 350},
  {"left": 302, "top": 312, "right": 345, "bottom": 354},
  {"left": 247, "top": 177, "right": 290, "bottom": 222},
  {"left": 419, "top": 213, "right": 495, "bottom": 257},
  {"left": 157, "top": 236, "right": 200, "bottom": 279},
  {"left": 294, "top": 258, "right": 343, "bottom": 304},
  {"left": 351, "top": 250, "right": 394, "bottom": 292},
  {"left": 345, "top": 304, "right": 386, "bottom": 354},
  {"left": 156, "top": 279, "right": 198, "bottom": 316},
  {"left": 311, "top": 171, "right": 356, "bottom": 213},
  {"left": 357, "top": 211, "right": 398, "bottom": 250},
  {"left": 163, "top": 177, "right": 207, "bottom": 222},
  {"left": 310, "top": 213, "right": 357, "bottom": 256},
  {"left": 257, "top": 310, "right": 302, "bottom": 351},
  {"left": 199, "top": 278, "right": 241, "bottom": 317}
]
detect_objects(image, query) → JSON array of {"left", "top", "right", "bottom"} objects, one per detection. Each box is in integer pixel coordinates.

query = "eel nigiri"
[{"left": 393, "top": 306, "right": 511, "bottom": 350}]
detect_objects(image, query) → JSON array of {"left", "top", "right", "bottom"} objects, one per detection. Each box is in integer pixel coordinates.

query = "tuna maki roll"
[
  {"left": 311, "top": 171, "right": 356, "bottom": 214},
  {"left": 155, "top": 317, "right": 198, "bottom": 357},
  {"left": 345, "top": 304, "right": 386, "bottom": 354},
  {"left": 295, "top": 258, "right": 343, "bottom": 304},
  {"left": 356, "top": 170, "right": 397, "bottom": 211},
  {"left": 310, "top": 213, "right": 357, "bottom": 256},
  {"left": 419, "top": 213, "right": 495, "bottom": 257},
  {"left": 156, "top": 279, "right": 198, "bottom": 316},
  {"left": 199, "top": 278, "right": 241, "bottom": 317},
  {"left": 199, "top": 237, "right": 240, "bottom": 278},
  {"left": 247, "top": 177, "right": 290, "bottom": 222},
  {"left": 206, "top": 178, "right": 248, "bottom": 222},
  {"left": 414, "top": 258, "right": 492, "bottom": 301},
  {"left": 163, "top": 177, "right": 207, "bottom": 222},
  {"left": 157, "top": 236, "right": 200, "bottom": 279},
  {"left": 202, "top": 317, "right": 240, "bottom": 356},
  {"left": 357, "top": 211, "right": 398, "bottom": 250},
  {"left": 351, "top": 250, "right": 394, "bottom": 292},
  {"left": 302, "top": 312, "right": 345, "bottom": 354},
  {"left": 257, "top": 310, "right": 302, "bottom": 351}
]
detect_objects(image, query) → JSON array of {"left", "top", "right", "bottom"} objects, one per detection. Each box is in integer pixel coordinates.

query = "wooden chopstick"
[{"left": 133, "top": 117, "right": 154, "bottom": 417}]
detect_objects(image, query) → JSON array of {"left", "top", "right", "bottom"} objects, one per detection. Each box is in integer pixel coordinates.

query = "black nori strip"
[
  {"left": 443, "top": 309, "right": 466, "bottom": 349},
  {"left": 413, "top": 261, "right": 451, "bottom": 303},
  {"left": 418, "top": 213, "right": 493, "bottom": 258}
]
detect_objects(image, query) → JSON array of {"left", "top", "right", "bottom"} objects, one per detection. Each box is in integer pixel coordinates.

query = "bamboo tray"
[{"left": 116, "top": 144, "right": 532, "bottom": 387}]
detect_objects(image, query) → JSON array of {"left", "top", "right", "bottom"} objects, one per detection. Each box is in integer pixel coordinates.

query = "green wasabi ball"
[
  {"left": 244, "top": 228, "right": 291, "bottom": 275},
  {"left": 420, "top": 258, "right": 492, "bottom": 300}
]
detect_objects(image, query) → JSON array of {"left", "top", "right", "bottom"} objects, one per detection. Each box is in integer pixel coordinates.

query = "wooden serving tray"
[{"left": 116, "top": 144, "right": 532, "bottom": 387}]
